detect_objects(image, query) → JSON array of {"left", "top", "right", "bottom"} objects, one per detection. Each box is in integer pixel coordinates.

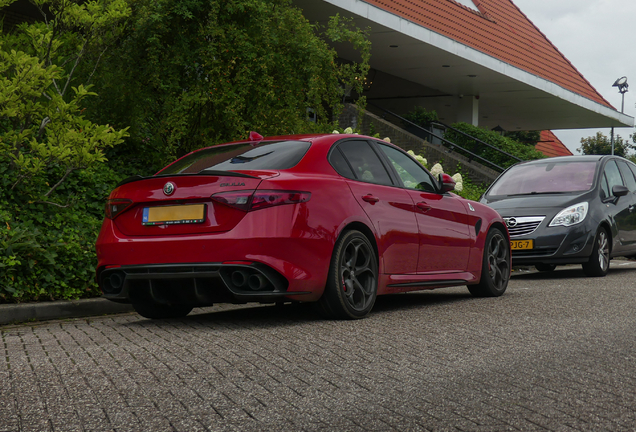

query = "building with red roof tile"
[
  {"left": 536, "top": 131, "right": 573, "bottom": 157},
  {"left": 294, "top": 0, "right": 633, "bottom": 133}
]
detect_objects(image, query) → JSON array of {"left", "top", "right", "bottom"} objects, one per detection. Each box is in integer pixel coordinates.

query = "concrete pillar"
[{"left": 457, "top": 95, "right": 479, "bottom": 126}]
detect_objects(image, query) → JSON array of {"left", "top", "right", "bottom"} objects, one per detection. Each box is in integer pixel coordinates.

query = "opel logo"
[
  {"left": 163, "top": 182, "right": 176, "bottom": 196},
  {"left": 505, "top": 217, "right": 518, "bottom": 228}
]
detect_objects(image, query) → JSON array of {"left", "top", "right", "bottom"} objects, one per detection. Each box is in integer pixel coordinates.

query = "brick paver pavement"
[{"left": 1, "top": 262, "right": 636, "bottom": 431}]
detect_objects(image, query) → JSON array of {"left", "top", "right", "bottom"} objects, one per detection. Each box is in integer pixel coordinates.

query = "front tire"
[
  {"left": 468, "top": 227, "right": 510, "bottom": 297},
  {"left": 132, "top": 302, "right": 193, "bottom": 319},
  {"left": 582, "top": 227, "right": 610, "bottom": 277},
  {"left": 316, "top": 230, "right": 378, "bottom": 319}
]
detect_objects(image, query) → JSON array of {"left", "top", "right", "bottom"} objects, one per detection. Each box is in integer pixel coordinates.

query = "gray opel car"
[{"left": 481, "top": 155, "right": 636, "bottom": 276}]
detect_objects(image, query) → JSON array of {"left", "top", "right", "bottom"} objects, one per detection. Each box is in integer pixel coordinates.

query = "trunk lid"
[{"left": 110, "top": 171, "right": 277, "bottom": 236}]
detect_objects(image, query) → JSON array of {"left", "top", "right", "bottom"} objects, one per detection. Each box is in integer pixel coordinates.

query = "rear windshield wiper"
[{"left": 229, "top": 152, "right": 273, "bottom": 164}]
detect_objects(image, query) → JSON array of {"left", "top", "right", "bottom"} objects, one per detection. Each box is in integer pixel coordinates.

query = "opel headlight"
[{"left": 549, "top": 202, "right": 588, "bottom": 227}]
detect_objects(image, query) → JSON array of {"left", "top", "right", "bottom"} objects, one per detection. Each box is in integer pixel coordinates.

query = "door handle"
[
  {"left": 416, "top": 202, "right": 431, "bottom": 212},
  {"left": 362, "top": 194, "right": 380, "bottom": 203}
]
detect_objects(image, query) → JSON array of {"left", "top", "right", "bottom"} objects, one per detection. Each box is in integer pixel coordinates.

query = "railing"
[{"left": 368, "top": 103, "right": 524, "bottom": 172}]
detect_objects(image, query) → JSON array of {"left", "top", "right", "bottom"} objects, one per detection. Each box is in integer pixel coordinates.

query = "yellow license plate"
[
  {"left": 142, "top": 204, "right": 205, "bottom": 226},
  {"left": 511, "top": 239, "right": 533, "bottom": 250}
]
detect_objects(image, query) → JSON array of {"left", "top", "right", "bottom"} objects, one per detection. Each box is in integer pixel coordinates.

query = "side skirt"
[{"left": 378, "top": 272, "right": 478, "bottom": 295}]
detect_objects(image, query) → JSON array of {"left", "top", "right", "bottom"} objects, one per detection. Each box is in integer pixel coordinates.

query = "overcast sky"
[{"left": 511, "top": 0, "right": 636, "bottom": 154}]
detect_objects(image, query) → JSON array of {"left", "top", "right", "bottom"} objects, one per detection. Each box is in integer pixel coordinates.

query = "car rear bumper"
[
  {"left": 96, "top": 215, "right": 334, "bottom": 303},
  {"left": 99, "top": 262, "right": 315, "bottom": 305}
]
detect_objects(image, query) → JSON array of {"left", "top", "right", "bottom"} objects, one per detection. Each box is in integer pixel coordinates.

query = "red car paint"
[{"left": 95, "top": 134, "right": 509, "bottom": 317}]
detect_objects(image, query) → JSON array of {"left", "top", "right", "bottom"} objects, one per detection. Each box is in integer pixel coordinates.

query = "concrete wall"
[{"left": 339, "top": 105, "right": 500, "bottom": 186}]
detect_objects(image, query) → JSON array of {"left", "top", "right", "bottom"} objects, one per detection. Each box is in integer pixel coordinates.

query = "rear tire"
[
  {"left": 582, "top": 227, "right": 610, "bottom": 277},
  {"left": 468, "top": 227, "right": 510, "bottom": 297},
  {"left": 535, "top": 263, "right": 556, "bottom": 272},
  {"left": 316, "top": 230, "right": 378, "bottom": 319},
  {"left": 132, "top": 302, "right": 193, "bottom": 319}
]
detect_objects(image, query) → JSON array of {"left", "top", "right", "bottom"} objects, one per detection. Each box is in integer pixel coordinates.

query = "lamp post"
[{"left": 611, "top": 76, "right": 629, "bottom": 155}]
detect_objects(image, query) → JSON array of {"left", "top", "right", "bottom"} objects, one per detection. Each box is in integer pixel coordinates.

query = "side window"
[
  {"left": 617, "top": 161, "right": 636, "bottom": 192},
  {"left": 328, "top": 147, "right": 355, "bottom": 179},
  {"left": 630, "top": 162, "right": 636, "bottom": 183},
  {"left": 604, "top": 160, "right": 624, "bottom": 193},
  {"left": 600, "top": 173, "right": 610, "bottom": 200},
  {"left": 377, "top": 143, "right": 437, "bottom": 193},
  {"left": 337, "top": 140, "right": 393, "bottom": 186}
]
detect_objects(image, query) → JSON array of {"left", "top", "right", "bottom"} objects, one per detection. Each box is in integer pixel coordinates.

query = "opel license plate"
[{"left": 510, "top": 239, "right": 533, "bottom": 250}]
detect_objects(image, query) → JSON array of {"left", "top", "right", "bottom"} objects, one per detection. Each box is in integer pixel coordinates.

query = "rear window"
[
  {"left": 159, "top": 141, "right": 311, "bottom": 175},
  {"left": 487, "top": 161, "right": 598, "bottom": 196}
]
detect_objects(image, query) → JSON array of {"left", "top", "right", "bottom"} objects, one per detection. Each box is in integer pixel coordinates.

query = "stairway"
[{"left": 339, "top": 104, "right": 503, "bottom": 185}]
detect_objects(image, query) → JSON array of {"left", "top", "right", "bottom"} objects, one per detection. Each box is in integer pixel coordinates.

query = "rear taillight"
[
  {"left": 105, "top": 199, "right": 133, "bottom": 219},
  {"left": 211, "top": 190, "right": 310, "bottom": 212},
  {"left": 210, "top": 192, "right": 253, "bottom": 211}
]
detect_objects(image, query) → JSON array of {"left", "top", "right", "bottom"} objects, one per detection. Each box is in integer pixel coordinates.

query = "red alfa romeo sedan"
[{"left": 96, "top": 133, "right": 510, "bottom": 319}]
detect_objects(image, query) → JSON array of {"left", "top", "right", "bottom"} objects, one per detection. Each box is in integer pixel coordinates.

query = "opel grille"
[{"left": 504, "top": 216, "right": 545, "bottom": 237}]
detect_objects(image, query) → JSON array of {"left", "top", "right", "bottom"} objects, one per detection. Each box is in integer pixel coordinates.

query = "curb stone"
[
  {"left": 2, "top": 260, "right": 634, "bottom": 327},
  {"left": 0, "top": 298, "right": 134, "bottom": 326}
]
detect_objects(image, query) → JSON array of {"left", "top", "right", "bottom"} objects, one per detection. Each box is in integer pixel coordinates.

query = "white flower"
[
  {"left": 407, "top": 150, "right": 427, "bottom": 167},
  {"left": 430, "top": 163, "right": 444, "bottom": 177},
  {"left": 383, "top": 137, "right": 391, "bottom": 143},
  {"left": 415, "top": 155, "right": 427, "bottom": 167},
  {"left": 361, "top": 171, "right": 374, "bottom": 181},
  {"left": 452, "top": 173, "right": 463, "bottom": 184},
  {"left": 332, "top": 130, "right": 340, "bottom": 134},
  {"left": 454, "top": 181, "right": 463, "bottom": 192},
  {"left": 344, "top": 127, "right": 354, "bottom": 134}
]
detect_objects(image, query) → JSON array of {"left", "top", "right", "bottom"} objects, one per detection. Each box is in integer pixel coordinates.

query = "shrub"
[
  {"left": 444, "top": 123, "right": 546, "bottom": 169},
  {"left": 456, "top": 176, "right": 487, "bottom": 201},
  {"left": 403, "top": 106, "right": 439, "bottom": 129},
  {"left": 0, "top": 161, "right": 124, "bottom": 303}
]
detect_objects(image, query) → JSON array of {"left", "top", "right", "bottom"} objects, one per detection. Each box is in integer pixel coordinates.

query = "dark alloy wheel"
[
  {"left": 582, "top": 227, "right": 610, "bottom": 277},
  {"left": 132, "top": 302, "right": 193, "bottom": 319},
  {"left": 535, "top": 263, "right": 557, "bottom": 272},
  {"left": 316, "top": 230, "right": 378, "bottom": 319},
  {"left": 468, "top": 227, "right": 510, "bottom": 297}
]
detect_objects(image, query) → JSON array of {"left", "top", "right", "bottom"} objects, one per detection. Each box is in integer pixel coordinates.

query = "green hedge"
[
  {"left": 444, "top": 122, "right": 546, "bottom": 169},
  {"left": 0, "top": 163, "right": 124, "bottom": 303},
  {"left": 455, "top": 176, "right": 487, "bottom": 201}
]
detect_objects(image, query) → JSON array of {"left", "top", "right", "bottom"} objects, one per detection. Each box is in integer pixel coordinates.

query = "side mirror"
[
  {"left": 438, "top": 173, "right": 456, "bottom": 193},
  {"left": 612, "top": 185, "right": 629, "bottom": 197}
]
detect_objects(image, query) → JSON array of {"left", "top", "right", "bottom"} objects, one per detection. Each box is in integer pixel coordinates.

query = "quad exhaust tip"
[
  {"left": 231, "top": 270, "right": 270, "bottom": 291},
  {"left": 248, "top": 274, "right": 268, "bottom": 291},
  {"left": 99, "top": 264, "right": 285, "bottom": 299},
  {"left": 231, "top": 270, "right": 250, "bottom": 288},
  {"left": 104, "top": 271, "right": 125, "bottom": 294}
]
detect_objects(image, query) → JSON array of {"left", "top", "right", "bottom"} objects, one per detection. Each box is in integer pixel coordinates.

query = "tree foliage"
[
  {"left": 90, "top": 0, "right": 371, "bottom": 167},
  {"left": 1, "top": 0, "right": 130, "bottom": 206},
  {"left": 503, "top": 130, "right": 541, "bottom": 146},
  {"left": 578, "top": 131, "right": 635, "bottom": 157},
  {"left": 0, "top": 0, "right": 130, "bottom": 302}
]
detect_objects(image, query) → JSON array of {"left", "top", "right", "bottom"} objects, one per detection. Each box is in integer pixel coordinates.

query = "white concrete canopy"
[{"left": 292, "top": 0, "right": 634, "bottom": 132}]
